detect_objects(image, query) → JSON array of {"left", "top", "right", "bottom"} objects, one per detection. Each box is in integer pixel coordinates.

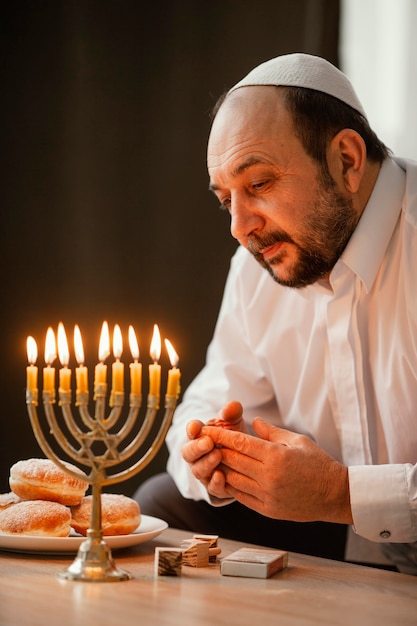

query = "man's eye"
[
  {"left": 251, "top": 181, "right": 266, "bottom": 191},
  {"left": 219, "top": 199, "right": 231, "bottom": 212}
]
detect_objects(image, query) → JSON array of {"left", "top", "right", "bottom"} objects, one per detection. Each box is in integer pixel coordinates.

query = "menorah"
[{"left": 25, "top": 321, "right": 181, "bottom": 582}]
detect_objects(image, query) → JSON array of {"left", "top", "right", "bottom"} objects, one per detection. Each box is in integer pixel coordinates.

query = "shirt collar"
[{"left": 336, "top": 158, "right": 406, "bottom": 293}]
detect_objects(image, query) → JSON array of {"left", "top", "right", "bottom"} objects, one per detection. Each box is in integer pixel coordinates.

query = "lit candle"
[
  {"left": 94, "top": 321, "right": 110, "bottom": 387},
  {"left": 43, "top": 327, "right": 56, "bottom": 392},
  {"left": 57, "top": 322, "right": 71, "bottom": 392},
  {"left": 74, "top": 324, "right": 88, "bottom": 394},
  {"left": 129, "top": 325, "right": 142, "bottom": 396},
  {"left": 165, "top": 338, "right": 181, "bottom": 398},
  {"left": 26, "top": 336, "right": 38, "bottom": 392},
  {"left": 149, "top": 324, "right": 161, "bottom": 397},
  {"left": 111, "top": 324, "right": 124, "bottom": 393}
]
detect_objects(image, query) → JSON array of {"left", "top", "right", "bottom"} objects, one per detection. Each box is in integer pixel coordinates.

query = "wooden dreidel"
[
  {"left": 154, "top": 547, "right": 184, "bottom": 576},
  {"left": 180, "top": 539, "right": 210, "bottom": 567},
  {"left": 193, "top": 534, "right": 221, "bottom": 562}
]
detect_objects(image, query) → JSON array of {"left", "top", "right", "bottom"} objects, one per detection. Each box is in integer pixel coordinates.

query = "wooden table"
[{"left": 0, "top": 527, "right": 416, "bottom": 626}]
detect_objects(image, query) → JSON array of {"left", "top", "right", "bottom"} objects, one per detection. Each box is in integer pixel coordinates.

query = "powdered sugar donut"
[
  {"left": 9, "top": 458, "right": 88, "bottom": 506},
  {"left": 0, "top": 500, "right": 71, "bottom": 537},
  {"left": 71, "top": 493, "right": 141, "bottom": 536}
]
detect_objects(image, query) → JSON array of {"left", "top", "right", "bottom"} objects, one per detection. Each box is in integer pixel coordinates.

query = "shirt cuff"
[{"left": 348, "top": 464, "right": 414, "bottom": 543}]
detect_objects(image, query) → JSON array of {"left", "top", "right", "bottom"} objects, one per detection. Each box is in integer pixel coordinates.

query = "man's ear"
[{"left": 327, "top": 129, "right": 367, "bottom": 193}]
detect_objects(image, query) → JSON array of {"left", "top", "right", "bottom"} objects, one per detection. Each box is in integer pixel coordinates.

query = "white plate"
[{"left": 0, "top": 515, "right": 168, "bottom": 554}]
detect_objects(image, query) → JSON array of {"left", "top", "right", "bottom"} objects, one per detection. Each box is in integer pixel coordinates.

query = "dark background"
[{"left": 0, "top": 0, "right": 339, "bottom": 494}]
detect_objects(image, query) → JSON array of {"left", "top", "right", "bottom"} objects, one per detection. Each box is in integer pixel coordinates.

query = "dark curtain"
[{"left": 0, "top": 0, "right": 339, "bottom": 493}]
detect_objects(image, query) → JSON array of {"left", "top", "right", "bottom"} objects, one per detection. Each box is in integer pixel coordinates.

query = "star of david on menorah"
[{"left": 25, "top": 321, "right": 181, "bottom": 582}]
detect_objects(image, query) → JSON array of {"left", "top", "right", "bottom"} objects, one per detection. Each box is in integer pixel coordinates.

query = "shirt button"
[{"left": 380, "top": 530, "right": 391, "bottom": 539}]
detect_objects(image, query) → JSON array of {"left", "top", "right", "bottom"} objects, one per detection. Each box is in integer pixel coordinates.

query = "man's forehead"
[
  {"left": 208, "top": 87, "right": 290, "bottom": 162},
  {"left": 210, "top": 87, "right": 286, "bottom": 142}
]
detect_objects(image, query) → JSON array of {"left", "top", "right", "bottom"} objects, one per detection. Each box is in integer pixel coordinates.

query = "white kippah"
[{"left": 229, "top": 53, "right": 366, "bottom": 118}]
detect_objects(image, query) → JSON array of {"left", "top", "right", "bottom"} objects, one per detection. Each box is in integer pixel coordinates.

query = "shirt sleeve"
[
  {"left": 166, "top": 247, "right": 278, "bottom": 503},
  {"left": 349, "top": 463, "right": 417, "bottom": 543}
]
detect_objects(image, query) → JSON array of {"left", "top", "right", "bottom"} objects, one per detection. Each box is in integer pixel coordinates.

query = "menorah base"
[{"left": 57, "top": 532, "right": 131, "bottom": 582}]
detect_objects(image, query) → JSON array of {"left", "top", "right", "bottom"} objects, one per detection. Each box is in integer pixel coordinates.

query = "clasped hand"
[{"left": 181, "top": 401, "right": 353, "bottom": 525}]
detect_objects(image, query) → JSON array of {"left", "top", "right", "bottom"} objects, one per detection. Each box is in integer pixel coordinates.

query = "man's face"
[{"left": 207, "top": 87, "right": 359, "bottom": 288}]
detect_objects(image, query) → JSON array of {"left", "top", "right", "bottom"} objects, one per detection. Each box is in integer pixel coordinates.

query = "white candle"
[
  {"left": 129, "top": 325, "right": 142, "bottom": 395},
  {"left": 57, "top": 322, "right": 71, "bottom": 392},
  {"left": 43, "top": 327, "right": 56, "bottom": 392},
  {"left": 111, "top": 324, "right": 124, "bottom": 393},
  {"left": 94, "top": 321, "right": 110, "bottom": 387},
  {"left": 74, "top": 324, "right": 88, "bottom": 394},
  {"left": 165, "top": 338, "right": 181, "bottom": 397},
  {"left": 149, "top": 324, "right": 161, "bottom": 396},
  {"left": 26, "top": 336, "right": 38, "bottom": 392}
]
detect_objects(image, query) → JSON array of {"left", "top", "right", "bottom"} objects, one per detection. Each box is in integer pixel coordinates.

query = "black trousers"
[{"left": 133, "top": 472, "right": 347, "bottom": 561}]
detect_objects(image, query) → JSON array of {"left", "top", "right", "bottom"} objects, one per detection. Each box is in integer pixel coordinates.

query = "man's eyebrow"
[{"left": 208, "top": 157, "right": 265, "bottom": 192}]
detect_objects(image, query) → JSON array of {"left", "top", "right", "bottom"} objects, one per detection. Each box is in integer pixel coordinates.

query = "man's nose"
[{"left": 230, "top": 194, "right": 264, "bottom": 243}]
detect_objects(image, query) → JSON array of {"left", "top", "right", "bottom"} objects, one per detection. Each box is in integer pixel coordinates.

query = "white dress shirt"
[{"left": 166, "top": 157, "right": 417, "bottom": 562}]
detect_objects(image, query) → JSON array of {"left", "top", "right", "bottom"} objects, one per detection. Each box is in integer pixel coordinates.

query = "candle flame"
[
  {"left": 74, "top": 324, "right": 85, "bottom": 365},
  {"left": 98, "top": 321, "right": 110, "bottom": 362},
  {"left": 57, "top": 322, "right": 70, "bottom": 367},
  {"left": 164, "top": 338, "right": 179, "bottom": 368},
  {"left": 26, "top": 336, "right": 38, "bottom": 364},
  {"left": 113, "top": 324, "right": 123, "bottom": 359},
  {"left": 150, "top": 324, "right": 161, "bottom": 362},
  {"left": 44, "top": 327, "right": 57, "bottom": 365},
  {"left": 128, "top": 325, "right": 139, "bottom": 360}
]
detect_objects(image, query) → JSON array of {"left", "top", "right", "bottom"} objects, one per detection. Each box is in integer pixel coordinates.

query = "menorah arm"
[
  {"left": 107, "top": 395, "right": 159, "bottom": 467},
  {"left": 76, "top": 391, "right": 96, "bottom": 430},
  {"left": 26, "top": 392, "right": 93, "bottom": 485},
  {"left": 43, "top": 392, "right": 88, "bottom": 464},
  {"left": 108, "top": 394, "right": 142, "bottom": 444},
  {"left": 104, "top": 392, "right": 125, "bottom": 429},
  {"left": 102, "top": 395, "right": 176, "bottom": 486},
  {"left": 59, "top": 390, "right": 90, "bottom": 443}
]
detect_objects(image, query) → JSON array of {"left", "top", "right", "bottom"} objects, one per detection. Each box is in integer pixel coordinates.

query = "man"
[{"left": 135, "top": 53, "right": 417, "bottom": 574}]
